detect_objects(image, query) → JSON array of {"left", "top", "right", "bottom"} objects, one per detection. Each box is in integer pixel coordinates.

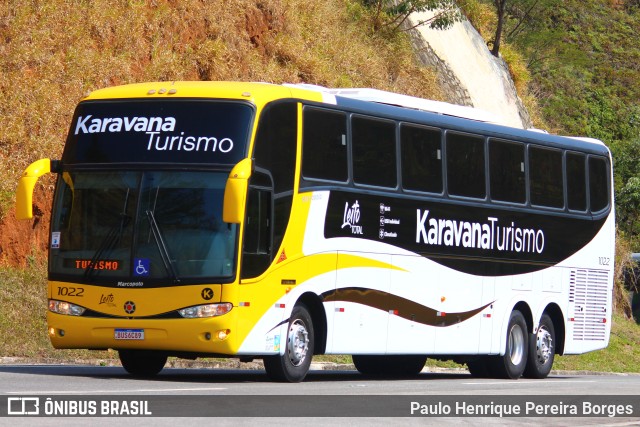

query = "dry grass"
[
  {"left": 0, "top": 261, "right": 115, "bottom": 359},
  {"left": 458, "top": 0, "right": 497, "bottom": 40},
  {"left": 0, "top": 0, "right": 442, "bottom": 218}
]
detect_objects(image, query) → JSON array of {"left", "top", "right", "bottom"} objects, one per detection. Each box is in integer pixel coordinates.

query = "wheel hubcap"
[
  {"left": 287, "top": 319, "right": 309, "bottom": 367},
  {"left": 508, "top": 323, "right": 525, "bottom": 366},
  {"left": 535, "top": 326, "right": 553, "bottom": 364}
]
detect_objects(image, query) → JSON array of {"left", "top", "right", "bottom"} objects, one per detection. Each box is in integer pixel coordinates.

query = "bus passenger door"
[{"left": 329, "top": 251, "right": 390, "bottom": 354}]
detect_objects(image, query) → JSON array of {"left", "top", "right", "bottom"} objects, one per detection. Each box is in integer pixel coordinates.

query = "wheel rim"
[
  {"left": 287, "top": 319, "right": 309, "bottom": 367},
  {"left": 508, "top": 323, "right": 525, "bottom": 366},
  {"left": 535, "top": 326, "right": 553, "bottom": 365}
]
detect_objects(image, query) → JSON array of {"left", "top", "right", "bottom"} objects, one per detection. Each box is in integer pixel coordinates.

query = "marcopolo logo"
[
  {"left": 74, "top": 115, "right": 235, "bottom": 154},
  {"left": 415, "top": 209, "right": 545, "bottom": 254}
]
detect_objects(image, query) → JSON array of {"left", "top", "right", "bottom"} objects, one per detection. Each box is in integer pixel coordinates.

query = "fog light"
[
  {"left": 59, "top": 329, "right": 65, "bottom": 337},
  {"left": 204, "top": 332, "right": 211, "bottom": 340},
  {"left": 217, "top": 329, "right": 230, "bottom": 340}
]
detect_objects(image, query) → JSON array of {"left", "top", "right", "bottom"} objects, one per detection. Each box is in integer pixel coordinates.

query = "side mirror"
[
  {"left": 16, "top": 158, "right": 55, "bottom": 220},
  {"left": 222, "top": 158, "right": 253, "bottom": 224}
]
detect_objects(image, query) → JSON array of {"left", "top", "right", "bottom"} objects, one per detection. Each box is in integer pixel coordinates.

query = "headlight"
[
  {"left": 49, "top": 299, "right": 86, "bottom": 316},
  {"left": 179, "top": 303, "right": 233, "bottom": 318}
]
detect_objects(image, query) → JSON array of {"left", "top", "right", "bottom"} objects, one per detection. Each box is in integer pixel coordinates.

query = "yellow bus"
[{"left": 17, "top": 81, "right": 614, "bottom": 382}]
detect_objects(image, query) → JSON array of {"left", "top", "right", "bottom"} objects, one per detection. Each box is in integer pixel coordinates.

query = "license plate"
[{"left": 114, "top": 329, "right": 144, "bottom": 340}]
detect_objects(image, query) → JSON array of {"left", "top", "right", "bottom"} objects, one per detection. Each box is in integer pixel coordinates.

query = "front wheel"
[
  {"left": 524, "top": 313, "right": 555, "bottom": 379},
  {"left": 119, "top": 350, "right": 167, "bottom": 377},
  {"left": 491, "top": 310, "right": 528, "bottom": 379},
  {"left": 263, "top": 304, "right": 314, "bottom": 382}
]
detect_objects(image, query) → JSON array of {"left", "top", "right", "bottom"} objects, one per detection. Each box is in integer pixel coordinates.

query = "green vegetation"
[
  {"left": 554, "top": 314, "right": 640, "bottom": 373},
  {"left": 362, "top": 0, "right": 463, "bottom": 32}
]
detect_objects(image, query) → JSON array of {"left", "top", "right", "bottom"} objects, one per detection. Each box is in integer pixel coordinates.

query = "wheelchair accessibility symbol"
[{"left": 134, "top": 258, "right": 150, "bottom": 276}]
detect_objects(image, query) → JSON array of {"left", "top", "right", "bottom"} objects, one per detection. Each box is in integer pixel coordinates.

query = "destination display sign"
[{"left": 62, "top": 99, "right": 253, "bottom": 165}]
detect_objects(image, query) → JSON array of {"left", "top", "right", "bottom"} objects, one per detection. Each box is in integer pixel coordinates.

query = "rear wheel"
[
  {"left": 524, "top": 313, "right": 555, "bottom": 379},
  {"left": 263, "top": 304, "right": 314, "bottom": 382},
  {"left": 491, "top": 310, "right": 528, "bottom": 379},
  {"left": 353, "top": 355, "right": 427, "bottom": 376},
  {"left": 119, "top": 350, "right": 167, "bottom": 377}
]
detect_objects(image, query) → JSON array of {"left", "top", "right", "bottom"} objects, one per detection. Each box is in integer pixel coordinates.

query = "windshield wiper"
[
  {"left": 146, "top": 209, "right": 180, "bottom": 284},
  {"left": 85, "top": 189, "right": 131, "bottom": 280}
]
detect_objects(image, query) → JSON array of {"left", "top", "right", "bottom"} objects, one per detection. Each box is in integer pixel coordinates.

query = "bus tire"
[
  {"left": 524, "top": 313, "right": 555, "bottom": 379},
  {"left": 353, "top": 355, "right": 427, "bottom": 376},
  {"left": 491, "top": 310, "right": 528, "bottom": 379},
  {"left": 263, "top": 304, "right": 314, "bottom": 382},
  {"left": 119, "top": 350, "right": 167, "bottom": 377}
]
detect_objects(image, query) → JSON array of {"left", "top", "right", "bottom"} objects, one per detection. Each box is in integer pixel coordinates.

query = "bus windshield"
[{"left": 50, "top": 170, "right": 236, "bottom": 285}]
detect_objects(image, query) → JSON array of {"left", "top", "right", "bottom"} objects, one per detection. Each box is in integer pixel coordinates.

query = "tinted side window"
[
  {"left": 253, "top": 101, "right": 297, "bottom": 195},
  {"left": 589, "top": 156, "right": 609, "bottom": 212},
  {"left": 489, "top": 139, "right": 525, "bottom": 203},
  {"left": 530, "top": 146, "right": 564, "bottom": 208},
  {"left": 302, "top": 107, "right": 348, "bottom": 182},
  {"left": 446, "top": 132, "right": 485, "bottom": 199},
  {"left": 400, "top": 124, "right": 442, "bottom": 193},
  {"left": 566, "top": 152, "right": 587, "bottom": 211},
  {"left": 241, "top": 187, "right": 271, "bottom": 279},
  {"left": 352, "top": 116, "right": 397, "bottom": 188}
]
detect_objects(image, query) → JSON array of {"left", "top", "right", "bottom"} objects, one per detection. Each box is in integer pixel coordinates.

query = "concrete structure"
[{"left": 408, "top": 10, "right": 532, "bottom": 129}]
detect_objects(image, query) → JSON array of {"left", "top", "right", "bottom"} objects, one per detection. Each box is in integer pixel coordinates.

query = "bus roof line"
[
  {"left": 287, "top": 83, "right": 502, "bottom": 125},
  {"left": 289, "top": 83, "right": 608, "bottom": 153}
]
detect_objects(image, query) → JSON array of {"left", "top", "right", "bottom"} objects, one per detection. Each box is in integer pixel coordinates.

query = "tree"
[
  {"left": 364, "top": 0, "right": 463, "bottom": 33},
  {"left": 489, "top": 0, "right": 556, "bottom": 57},
  {"left": 491, "top": 0, "right": 508, "bottom": 56}
]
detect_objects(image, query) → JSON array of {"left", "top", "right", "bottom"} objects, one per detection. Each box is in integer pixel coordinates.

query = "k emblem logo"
[{"left": 201, "top": 288, "right": 214, "bottom": 301}]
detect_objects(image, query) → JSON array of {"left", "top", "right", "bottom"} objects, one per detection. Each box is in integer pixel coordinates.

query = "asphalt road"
[{"left": 0, "top": 364, "right": 639, "bottom": 426}]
